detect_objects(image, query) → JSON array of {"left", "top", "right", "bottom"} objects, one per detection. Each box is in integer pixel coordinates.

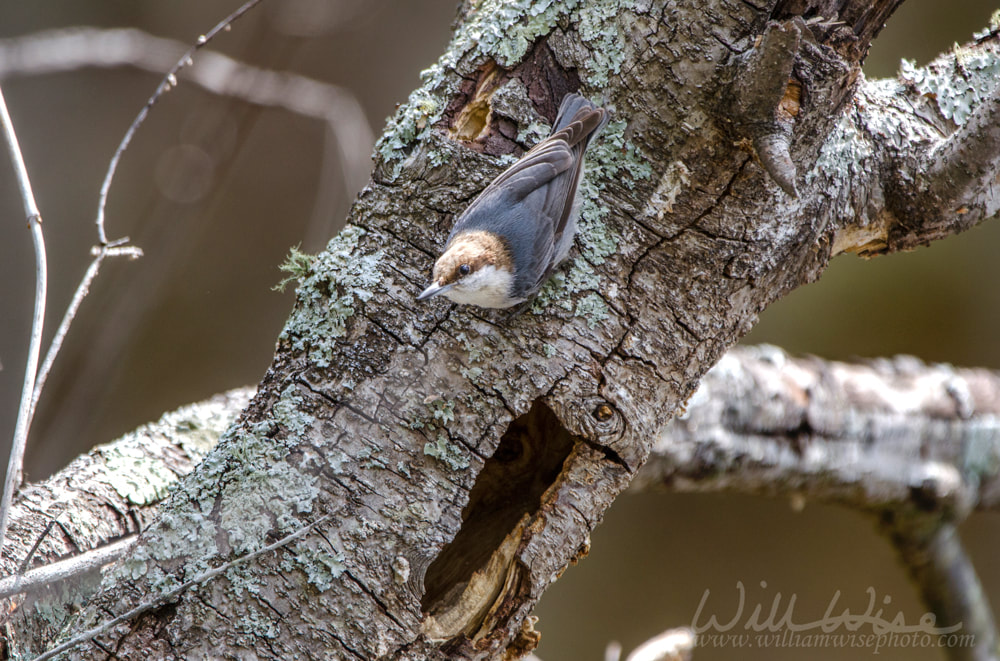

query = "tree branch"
[
  {"left": 7, "top": 346, "right": 1000, "bottom": 657},
  {"left": 635, "top": 344, "right": 1000, "bottom": 661},
  {"left": 0, "top": 26, "right": 373, "bottom": 196},
  {"left": 634, "top": 344, "right": 1000, "bottom": 513},
  {"left": 827, "top": 34, "right": 1000, "bottom": 256},
  {"left": 0, "top": 82, "right": 47, "bottom": 557}
]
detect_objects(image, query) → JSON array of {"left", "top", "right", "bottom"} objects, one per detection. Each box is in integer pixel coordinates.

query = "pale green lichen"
[
  {"left": 455, "top": 331, "right": 493, "bottom": 363},
  {"left": 899, "top": 45, "right": 1000, "bottom": 125},
  {"left": 575, "top": 292, "right": 610, "bottom": 328},
  {"left": 430, "top": 397, "right": 456, "bottom": 424},
  {"left": 460, "top": 365, "right": 484, "bottom": 380},
  {"left": 517, "top": 119, "right": 550, "bottom": 145},
  {"left": 105, "top": 387, "right": 320, "bottom": 590},
  {"left": 95, "top": 396, "right": 243, "bottom": 506},
  {"left": 30, "top": 572, "right": 101, "bottom": 634},
  {"left": 408, "top": 397, "right": 469, "bottom": 470},
  {"left": 376, "top": 87, "right": 443, "bottom": 178},
  {"left": 280, "top": 225, "right": 384, "bottom": 367},
  {"left": 961, "top": 419, "right": 1000, "bottom": 487},
  {"left": 374, "top": 0, "right": 639, "bottom": 177},
  {"left": 218, "top": 460, "right": 319, "bottom": 556},
  {"left": 239, "top": 603, "right": 282, "bottom": 639},
  {"left": 290, "top": 538, "right": 346, "bottom": 592},
  {"left": 409, "top": 397, "right": 458, "bottom": 432},
  {"left": 575, "top": 0, "right": 629, "bottom": 86},
  {"left": 423, "top": 433, "right": 471, "bottom": 471},
  {"left": 102, "top": 443, "right": 184, "bottom": 507},
  {"left": 273, "top": 244, "right": 315, "bottom": 293}
]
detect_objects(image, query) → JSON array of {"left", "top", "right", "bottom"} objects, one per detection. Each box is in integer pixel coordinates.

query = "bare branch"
[
  {"left": 0, "top": 26, "right": 373, "bottom": 195},
  {"left": 925, "top": 80, "right": 1000, "bottom": 224},
  {"left": 0, "top": 536, "right": 135, "bottom": 601},
  {"left": 6, "top": 348, "right": 1000, "bottom": 657},
  {"left": 92, "top": 0, "right": 264, "bottom": 246},
  {"left": 885, "top": 522, "right": 998, "bottom": 661},
  {"left": 0, "top": 23, "right": 372, "bottom": 425},
  {"left": 33, "top": 516, "right": 329, "bottom": 661},
  {"left": 2, "top": 388, "right": 252, "bottom": 578},
  {"left": 2, "top": 0, "right": 269, "bottom": 562},
  {"left": 0, "top": 83, "right": 47, "bottom": 557},
  {"left": 28, "top": 243, "right": 143, "bottom": 421},
  {"left": 634, "top": 345, "right": 1000, "bottom": 661},
  {"left": 827, "top": 36, "right": 1000, "bottom": 257},
  {"left": 634, "top": 345, "right": 999, "bottom": 514}
]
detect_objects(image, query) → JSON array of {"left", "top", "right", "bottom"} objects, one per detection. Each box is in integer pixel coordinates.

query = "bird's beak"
[{"left": 417, "top": 281, "right": 453, "bottom": 301}]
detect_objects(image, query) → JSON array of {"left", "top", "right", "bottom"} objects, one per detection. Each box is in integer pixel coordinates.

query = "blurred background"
[{"left": 0, "top": 1, "right": 996, "bottom": 659}]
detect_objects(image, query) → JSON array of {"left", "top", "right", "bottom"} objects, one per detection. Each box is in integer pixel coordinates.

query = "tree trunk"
[{"left": 5, "top": 0, "right": 1000, "bottom": 658}]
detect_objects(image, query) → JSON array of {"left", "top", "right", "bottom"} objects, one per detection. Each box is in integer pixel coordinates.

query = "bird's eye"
[{"left": 459, "top": 264, "right": 471, "bottom": 276}]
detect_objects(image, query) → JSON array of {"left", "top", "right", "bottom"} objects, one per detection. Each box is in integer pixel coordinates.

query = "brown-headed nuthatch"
[{"left": 417, "top": 93, "right": 608, "bottom": 309}]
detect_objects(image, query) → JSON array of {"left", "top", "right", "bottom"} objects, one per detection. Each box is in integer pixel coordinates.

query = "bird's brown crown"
[{"left": 432, "top": 230, "right": 513, "bottom": 286}]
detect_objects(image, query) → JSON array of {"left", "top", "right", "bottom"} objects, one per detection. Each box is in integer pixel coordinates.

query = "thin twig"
[
  {"left": 28, "top": 243, "right": 142, "bottom": 420},
  {"left": 15, "top": 509, "right": 66, "bottom": 578},
  {"left": 94, "top": 0, "right": 265, "bottom": 245},
  {"left": 33, "top": 516, "right": 329, "bottom": 661},
  {"left": 4, "top": 19, "right": 373, "bottom": 420},
  {"left": 27, "top": 2, "right": 266, "bottom": 451},
  {"left": 0, "top": 536, "right": 135, "bottom": 601},
  {"left": 23, "top": 1, "right": 267, "bottom": 429},
  {"left": 0, "top": 83, "right": 47, "bottom": 556}
]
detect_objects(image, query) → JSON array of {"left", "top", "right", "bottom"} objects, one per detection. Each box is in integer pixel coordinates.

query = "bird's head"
[{"left": 417, "top": 231, "right": 516, "bottom": 308}]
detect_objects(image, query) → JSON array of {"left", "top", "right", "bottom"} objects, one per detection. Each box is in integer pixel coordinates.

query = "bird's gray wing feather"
[
  {"left": 448, "top": 137, "right": 574, "bottom": 242},
  {"left": 476, "top": 139, "right": 575, "bottom": 201}
]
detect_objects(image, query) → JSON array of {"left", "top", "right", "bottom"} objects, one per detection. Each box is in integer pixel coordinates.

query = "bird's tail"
[{"left": 552, "top": 93, "right": 609, "bottom": 148}]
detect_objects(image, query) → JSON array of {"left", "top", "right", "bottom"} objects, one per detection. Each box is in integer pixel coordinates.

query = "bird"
[{"left": 417, "top": 92, "right": 608, "bottom": 309}]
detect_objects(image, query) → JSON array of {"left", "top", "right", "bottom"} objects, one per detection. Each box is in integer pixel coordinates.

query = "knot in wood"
[
  {"left": 576, "top": 396, "right": 625, "bottom": 443},
  {"left": 592, "top": 403, "right": 614, "bottom": 422}
]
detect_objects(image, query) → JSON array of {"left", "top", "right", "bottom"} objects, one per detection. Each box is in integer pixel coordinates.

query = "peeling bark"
[{"left": 4, "top": 0, "right": 1000, "bottom": 659}]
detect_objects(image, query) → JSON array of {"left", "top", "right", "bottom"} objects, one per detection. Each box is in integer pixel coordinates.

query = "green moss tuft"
[
  {"left": 280, "top": 226, "right": 384, "bottom": 368},
  {"left": 273, "top": 244, "right": 315, "bottom": 293}
]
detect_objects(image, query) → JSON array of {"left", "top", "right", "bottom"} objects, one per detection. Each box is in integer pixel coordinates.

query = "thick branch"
[
  {"left": 634, "top": 344, "right": 1000, "bottom": 514},
  {"left": 827, "top": 34, "right": 1000, "bottom": 256},
  {"left": 8, "top": 347, "right": 1000, "bottom": 656},
  {"left": 2, "top": 388, "right": 253, "bottom": 576}
]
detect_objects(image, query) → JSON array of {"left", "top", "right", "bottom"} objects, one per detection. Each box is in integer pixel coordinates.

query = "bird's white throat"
[{"left": 442, "top": 265, "right": 520, "bottom": 309}]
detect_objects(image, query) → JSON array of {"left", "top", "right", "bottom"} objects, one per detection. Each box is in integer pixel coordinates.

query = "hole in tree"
[{"left": 421, "top": 400, "right": 576, "bottom": 612}]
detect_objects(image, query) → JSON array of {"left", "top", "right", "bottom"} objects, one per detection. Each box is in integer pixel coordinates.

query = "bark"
[
  {"left": 4, "top": 0, "right": 1000, "bottom": 659},
  {"left": 7, "top": 348, "right": 1000, "bottom": 658},
  {"left": 639, "top": 345, "right": 1000, "bottom": 513}
]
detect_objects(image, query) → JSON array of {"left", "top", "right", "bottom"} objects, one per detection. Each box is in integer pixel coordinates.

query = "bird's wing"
[
  {"left": 480, "top": 138, "right": 575, "bottom": 201},
  {"left": 450, "top": 101, "right": 608, "bottom": 294}
]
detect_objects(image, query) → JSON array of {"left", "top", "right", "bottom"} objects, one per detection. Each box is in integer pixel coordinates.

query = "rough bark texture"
[
  {"left": 4, "top": 0, "right": 1000, "bottom": 659},
  {"left": 7, "top": 347, "right": 1000, "bottom": 658},
  {"left": 0, "top": 390, "right": 252, "bottom": 656},
  {"left": 639, "top": 344, "right": 1000, "bottom": 513}
]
